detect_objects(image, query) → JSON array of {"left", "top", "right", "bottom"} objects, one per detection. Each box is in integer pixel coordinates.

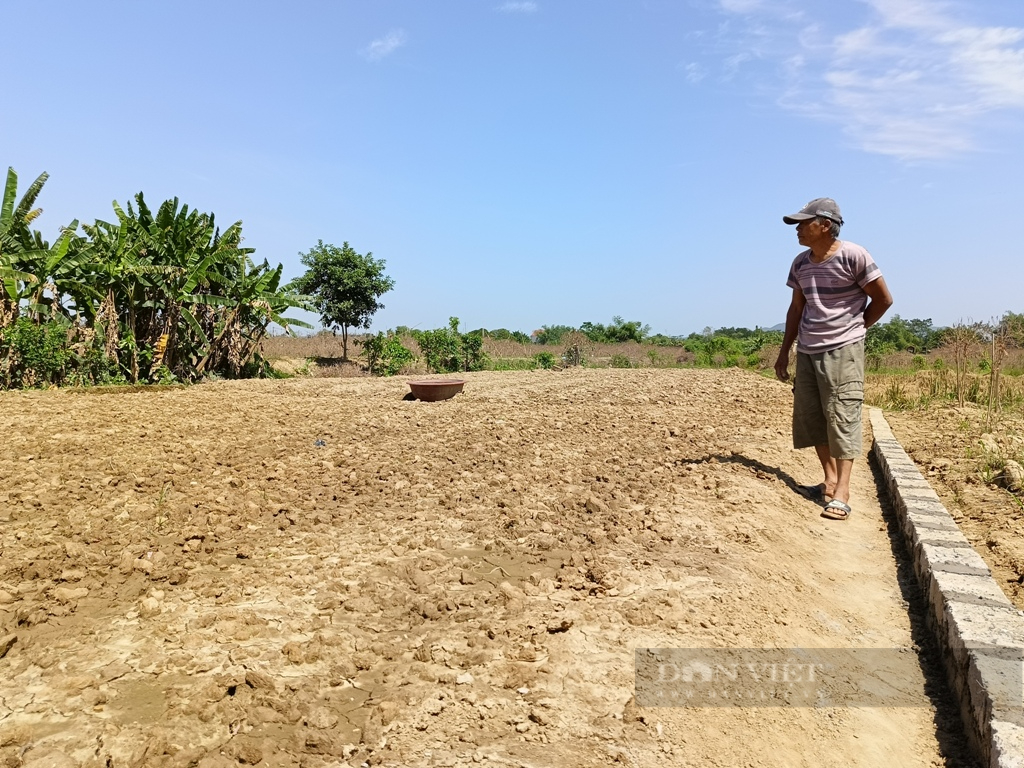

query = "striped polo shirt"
[{"left": 786, "top": 241, "right": 882, "bottom": 354}]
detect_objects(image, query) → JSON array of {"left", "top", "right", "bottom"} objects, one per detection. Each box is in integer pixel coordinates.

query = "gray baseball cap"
[{"left": 783, "top": 197, "right": 844, "bottom": 226}]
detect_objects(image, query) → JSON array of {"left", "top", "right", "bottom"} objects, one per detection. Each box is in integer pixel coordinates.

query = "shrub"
[
  {"left": 361, "top": 331, "right": 415, "bottom": 376},
  {"left": 533, "top": 352, "right": 556, "bottom": 370},
  {"left": 610, "top": 353, "right": 631, "bottom": 368},
  {"left": 412, "top": 317, "right": 488, "bottom": 374},
  {"left": 0, "top": 318, "right": 72, "bottom": 388}
]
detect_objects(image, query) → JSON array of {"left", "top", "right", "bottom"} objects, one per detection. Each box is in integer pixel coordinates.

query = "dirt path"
[{"left": 0, "top": 369, "right": 974, "bottom": 767}]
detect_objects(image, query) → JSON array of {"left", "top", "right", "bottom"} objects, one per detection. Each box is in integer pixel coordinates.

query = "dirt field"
[{"left": 0, "top": 369, "right": 979, "bottom": 767}]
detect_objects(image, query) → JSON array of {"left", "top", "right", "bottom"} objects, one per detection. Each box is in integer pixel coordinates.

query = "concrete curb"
[{"left": 869, "top": 408, "right": 1024, "bottom": 768}]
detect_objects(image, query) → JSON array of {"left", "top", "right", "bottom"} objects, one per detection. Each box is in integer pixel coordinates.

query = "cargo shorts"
[{"left": 792, "top": 340, "right": 865, "bottom": 460}]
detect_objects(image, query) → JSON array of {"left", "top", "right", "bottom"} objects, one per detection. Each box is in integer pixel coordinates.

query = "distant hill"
[{"left": 767, "top": 323, "right": 785, "bottom": 332}]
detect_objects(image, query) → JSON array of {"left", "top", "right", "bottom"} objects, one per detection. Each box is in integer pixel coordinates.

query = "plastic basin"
[{"left": 407, "top": 379, "right": 466, "bottom": 402}]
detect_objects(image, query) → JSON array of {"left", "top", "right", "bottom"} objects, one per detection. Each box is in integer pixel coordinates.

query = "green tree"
[
  {"left": 1, "top": 167, "right": 77, "bottom": 329},
  {"left": 607, "top": 316, "right": 649, "bottom": 342},
  {"left": 998, "top": 311, "right": 1024, "bottom": 346},
  {"left": 289, "top": 241, "right": 395, "bottom": 360},
  {"left": 533, "top": 324, "right": 575, "bottom": 345},
  {"left": 79, "top": 194, "right": 309, "bottom": 381},
  {"left": 866, "top": 316, "right": 943, "bottom": 354},
  {"left": 484, "top": 328, "right": 531, "bottom": 343}
]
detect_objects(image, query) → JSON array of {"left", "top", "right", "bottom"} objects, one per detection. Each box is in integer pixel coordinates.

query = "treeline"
[
  {"left": 439, "top": 313, "right": 1024, "bottom": 357},
  {"left": 865, "top": 313, "right": 1024, "bottom": 354},
  {"left": 365, "top": 314, "right": 1024, "bottom": 376},
  {"left": 0, "top": 168, "right": 309, "bottom": 388}
]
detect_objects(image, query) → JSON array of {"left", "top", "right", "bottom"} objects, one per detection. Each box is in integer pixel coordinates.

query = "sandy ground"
[{"left": 0, "top": 369, "right": 978, "bottom": 767}]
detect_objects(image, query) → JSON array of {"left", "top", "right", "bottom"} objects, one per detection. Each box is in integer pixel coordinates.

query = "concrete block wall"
[{"left": 870, "top": 408, "right": 1024, "bottom": 768}]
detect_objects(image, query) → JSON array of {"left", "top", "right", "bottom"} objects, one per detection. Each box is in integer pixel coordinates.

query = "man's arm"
[
  {"left": 774, "top": 287, "right": 805, "bottom": 382},
  {"left": 863, "top": 276, "right": 893, "bottom": 329}
]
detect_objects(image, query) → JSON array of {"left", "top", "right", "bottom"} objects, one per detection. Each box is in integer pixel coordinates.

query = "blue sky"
[{"left": 4, "top": 0, "right": 1023, "bottom": 337}]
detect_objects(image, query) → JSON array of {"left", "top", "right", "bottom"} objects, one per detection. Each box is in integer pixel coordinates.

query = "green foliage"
[
  {"left": 682, "top": 327, "right": 782, "bottom": 367},
  {"left": 1000, "top": 311, "right": 1024, "bottom": 346},
  {"left": 533, "top": 351, "right": 556, "bottom": 369},
  {"left": 361, "top": 331, "right": 414, "bottom": 376},
  {"left": 580, "top": 316, "right": 650, "bottom": 343},
  {"left": 414, "top": 319, "right": 462, "bottom": 374},
  {"left": 647, "top": 333, "right": 686, "bottom": 346},
  {"left": 610, "top": 353, "right": 631, "bottom": 368},
  {"left": 533, "top": 325, "right": 575, "bottom": 345},
  {"left": 0, "top": 317, "right": 70, "bottom": 387},
  {"left": 484, "top": 328, "right": 531, "bottom": 343},
  {"left": 412, "top": 317, "right": 488, "bottom": 374},
  {"left": 2, "top": 168, "right": 310, "bottom": 389},
  {"left": 684, "top": 334, "right": 742, "bottom": 367},
  {"left": 460, "top": 328, "right": 486, "bottom": 372},
  {"left": 153, "top": 365, "right": 178, "bottom": 385},
  {"left": 0, "top": 317, "right": 123, "bottom": 388},
  {"left": 866, "top": 316, "right": 945, "bottom": 354},
  {"left": 289, "top": 241, "right": 394, "bottom": 360}
]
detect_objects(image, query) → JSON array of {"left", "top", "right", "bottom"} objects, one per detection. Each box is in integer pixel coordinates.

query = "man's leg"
[
  {"left": 832, "top": 455, "right": 853, "bottom": 505},
  {"left": 819, "top": 341, "right": 864, "bottom": 513},
  {"left": 813, "top": 445, "right": 838, "bottom": 501},
  {"left": 794, "top": 352, "right": 832, "bottom": 497},
  {"left": 812, "top": 446, "right": 853, "bottom": 504}
]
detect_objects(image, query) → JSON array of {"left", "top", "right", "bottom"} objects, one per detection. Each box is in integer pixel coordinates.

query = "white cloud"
[
  {"left": 497, "top": 2, "right": 538, "bottom": 12},
  {"left": 713, "top": 0, "right": 1024, "bottom": 160},
  {"left": 723, "top": 52, "right": 754, "bottom": 77},
  {"left": 362, "top": 30, "right": 407, "bottom": 62},
  {"left": 681, "top": 62, "right": 708, "bottom": 83}
]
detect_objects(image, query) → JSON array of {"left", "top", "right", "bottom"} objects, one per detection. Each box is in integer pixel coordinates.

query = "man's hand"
[{"left": 774, "top": 352, "right": 791, "bottom": 382}]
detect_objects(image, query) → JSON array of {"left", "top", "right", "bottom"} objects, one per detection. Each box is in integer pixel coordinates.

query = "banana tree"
[
  {"left": 1, "top": 168, "right": 86, "bottom": 328},
  {"left": 0, "top": 168, "right": 47, "bottom": 328},
  {"left": 196, "top": 255, "right": 311, "bottom": 376}
]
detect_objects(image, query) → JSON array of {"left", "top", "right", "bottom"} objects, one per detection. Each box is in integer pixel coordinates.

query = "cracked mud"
[{"left": 0, "top": 370, "right": 975, "bottom": 767}]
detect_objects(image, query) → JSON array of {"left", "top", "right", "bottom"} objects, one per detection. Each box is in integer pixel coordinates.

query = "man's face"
[{"left": 795, "top": 217, "right": 832, "bottom": 248}]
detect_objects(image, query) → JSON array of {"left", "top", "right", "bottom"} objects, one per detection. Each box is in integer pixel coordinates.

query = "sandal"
[{"left": 821, "top": 499, "right": 851, "bottom": 521}]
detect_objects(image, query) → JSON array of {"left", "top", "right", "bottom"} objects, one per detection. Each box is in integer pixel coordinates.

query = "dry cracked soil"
[{"left": 0, "top": 369, "right": 983, "bottom": 767}]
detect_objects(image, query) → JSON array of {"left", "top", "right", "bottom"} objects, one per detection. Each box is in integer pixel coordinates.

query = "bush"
[
  {"left": 413, "top": 317, "right": 488, "bottom": 374},
  {"left": 533, "top": 352, "right": 556, "bottom": 370},
  {"left": 361, "top": 331, "right": 415, "bottom": 376},
  {"left": 0, "top": 318, "right": 72, "bottom": 388},
  {"left": 610, "top": 353, "right": 631, "bottom": 368}
]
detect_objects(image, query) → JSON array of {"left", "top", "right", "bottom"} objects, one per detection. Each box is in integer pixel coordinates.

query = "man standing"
[{"left": 774, "top": 198, "right": 893, "bottom": 520}]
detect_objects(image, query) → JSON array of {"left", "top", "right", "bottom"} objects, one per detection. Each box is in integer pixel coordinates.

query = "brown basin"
[{"left": 407, "top": 379, "right": 466, "bottom": 402}]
